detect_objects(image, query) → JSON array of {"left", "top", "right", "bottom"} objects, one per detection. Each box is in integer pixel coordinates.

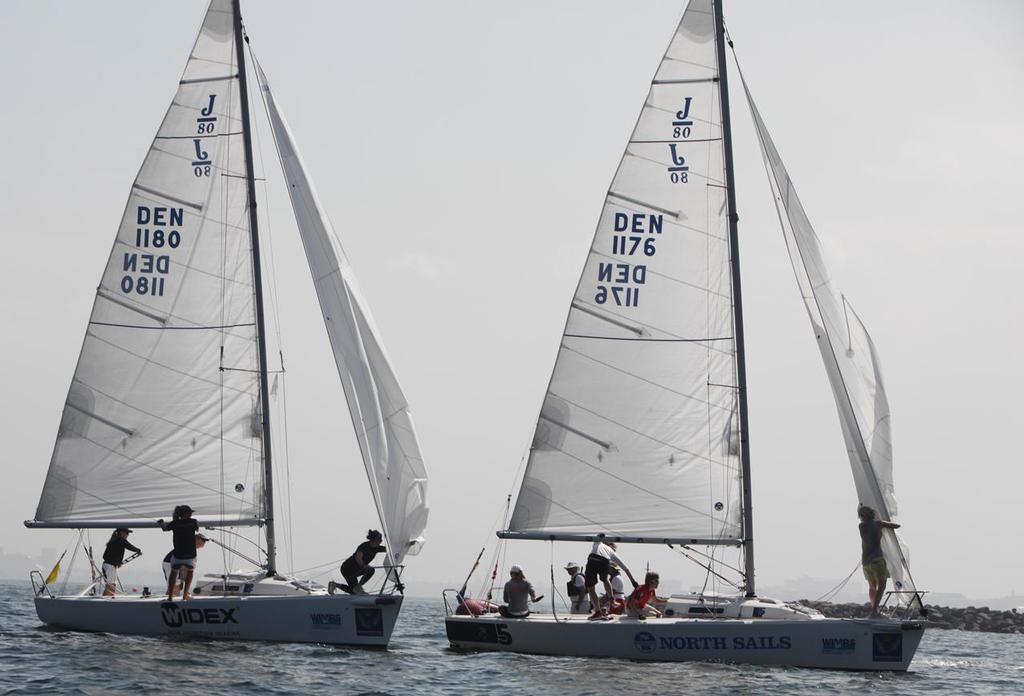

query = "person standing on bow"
[
  {"left": 564, "top": 561, "right": 589, "bottom": 614},
  {"left": 329, "top": 529, "right": 386, "bottom": 595},
  {"left": 585, "top": 540, "right": 638, "bottom": 619},
  {"left": 101, "top": 528, "right": 141, "bottom": 597},
  {"left": 158, "top": 504, "right": 200, "bottom": 601},
  {"left": 858, "top": 504, "right": 900, "bottom": 616}
]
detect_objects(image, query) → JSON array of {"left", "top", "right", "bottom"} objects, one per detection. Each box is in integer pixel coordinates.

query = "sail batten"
[{"left": 507, "top": 0, "right": 742, "bottom": 543}]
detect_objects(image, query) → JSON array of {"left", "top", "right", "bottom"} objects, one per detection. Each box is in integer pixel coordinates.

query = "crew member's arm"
[
  {"left": 610, "top": 551, "right": 638, "bottom": 587},
  {"left": 880, "top": 521, "right": 901, "bottom": 529},
  {"left": 125, "top": 540, "right": 142, "bottom": 554}
]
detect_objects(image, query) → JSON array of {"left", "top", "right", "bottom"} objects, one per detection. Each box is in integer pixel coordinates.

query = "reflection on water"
[{"left": 0, "top": 582, "right": 1020, "bottom": 695}]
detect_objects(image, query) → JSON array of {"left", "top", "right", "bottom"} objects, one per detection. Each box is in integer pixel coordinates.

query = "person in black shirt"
[
  {"left": 162, "top": 535, "right": 207, "bottom": 591},
  {"left": 101, "top": 528, "right": 141, "bottom": 597},
  {"left": 328, "top": 530, "right": 385, "bottom": 595},
  {"left": 158, "top": 504, "right": 200, "bottom": 601}
]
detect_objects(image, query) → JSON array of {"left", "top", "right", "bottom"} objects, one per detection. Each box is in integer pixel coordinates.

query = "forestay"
[
  {"left": 741, "top": 81, "right": 919, "bottom": 605},
  {"left": 31, "top": 0, "right": 265, "bottom": 527},
  {"left": 256, "top": 66, "right": 429, "bottom": 565},
  {"left": 505, "top": 0, "right": 743, "bottom": 543}
]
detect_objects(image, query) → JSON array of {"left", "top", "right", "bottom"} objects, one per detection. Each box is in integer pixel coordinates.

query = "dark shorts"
[{"left": 584, "top": 553, "right": 610, "bottom": 588}]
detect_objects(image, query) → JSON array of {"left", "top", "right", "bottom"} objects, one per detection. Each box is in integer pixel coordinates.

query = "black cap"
[{"left": 115, "top": 527, "right": 132, "bottom": 534}]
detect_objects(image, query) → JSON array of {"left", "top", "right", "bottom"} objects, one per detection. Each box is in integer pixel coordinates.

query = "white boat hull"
[
  {"left": 445, "top": 613, "right": 924, "bottom": 671},
  {"left": 36, "top": 592, "right": 402, "bottom": 647}
]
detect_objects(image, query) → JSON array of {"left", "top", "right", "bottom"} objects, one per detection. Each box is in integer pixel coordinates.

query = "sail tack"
[
  {"left": 741, "top": 80, "right": 919, "bottom": 604},
  {"left": 257, "top": 66, "right": 429, "bottom": 566},
  {"left": 506, "top": 0, "right": 743, "bottom": 543},
  {"left": 32, "top": 0, "right": 265, "bottom": 527}
]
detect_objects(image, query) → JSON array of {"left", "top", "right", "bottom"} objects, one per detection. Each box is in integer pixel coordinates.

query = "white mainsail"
[
  {"left": 256, "top": 66, "right": 429, "bottom": 565},
  {"left": 741, "top": 81, "right": 919, "bottom": 604},
  {"left": 32, "top": 0, "right": 265, "bottom": 527},
  {"left": 506, "top": 0, "right": 743, "bottom": 542}
]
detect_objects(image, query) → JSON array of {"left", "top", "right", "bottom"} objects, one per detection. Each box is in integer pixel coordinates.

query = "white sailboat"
[
  {"left": 25, "top": 0, "right": 428, "bottom": 647},
  {"left": 444, "top": 0, "right": 924, "bottom": 670}
]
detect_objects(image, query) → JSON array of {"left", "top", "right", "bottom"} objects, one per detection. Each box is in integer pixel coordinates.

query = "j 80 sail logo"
[{"left": 160, "top": 602, "right": 239, "bottom": 628}]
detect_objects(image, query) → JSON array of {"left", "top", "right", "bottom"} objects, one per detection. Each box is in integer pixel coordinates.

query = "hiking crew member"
[
  {"left": 858, "top": 504, "right": 901, "bottom": 616},
  {"left": 159, "top": 504, "right": 200, "bottom": 601},
  {"left": 584, "top": 540, "right": 638, "bottom": 618},
  {"left": 564, "top": 561, "right": 589, "bottom": 614},
  {"left": 500, "top": 565, "right": 539, "bottom": 618},
  {"left": 329, "top": 530, "right": 386, "bottom": 595},
  {"left": 101, "top": 528, "right": 141, "bottom": 597},
  {"left": 626, "top": 571, "right": 665, "bottom": 618}
]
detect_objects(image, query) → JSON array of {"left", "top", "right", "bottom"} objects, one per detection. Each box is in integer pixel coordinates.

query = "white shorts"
[{"left": 101, "top": 563, "right": 118, "bottom": 586}]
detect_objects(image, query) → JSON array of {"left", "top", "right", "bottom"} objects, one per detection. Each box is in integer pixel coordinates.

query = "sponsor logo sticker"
[
  {"left": 822, "top": 637, "right": 856, "bottom": 654},
  {"left": 634, "top": 631, "right": 657, "bottom": 654}
]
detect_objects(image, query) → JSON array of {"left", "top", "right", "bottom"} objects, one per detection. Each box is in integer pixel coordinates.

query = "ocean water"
[{"left": 1, "top": 581, "right": 1021, "bottom": 695}]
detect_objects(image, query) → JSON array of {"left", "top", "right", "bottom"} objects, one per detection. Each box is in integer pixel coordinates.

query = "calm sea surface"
[{"left": 1, "top": 581, "right": 1021, "bottom": 695}]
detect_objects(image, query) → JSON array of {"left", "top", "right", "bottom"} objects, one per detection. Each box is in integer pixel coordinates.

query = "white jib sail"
[
  {"left": 741, "top": 80, "right": 919, "bottom": 605},
  {"left": 256, "top": 65, "right": 428, "bottom": 566},
  {"left": 32, "top": 0, "right": 265, "bottom": 527},
  {"left": 506, "top": 0, "right": 743, "bottom": 543}
]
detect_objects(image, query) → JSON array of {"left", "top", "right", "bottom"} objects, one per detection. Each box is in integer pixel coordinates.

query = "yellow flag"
[{"left": 45, "top": 562, "right": 60, "bottom": 585}]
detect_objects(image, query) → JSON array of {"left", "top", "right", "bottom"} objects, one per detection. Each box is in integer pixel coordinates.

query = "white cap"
[
  {"left": 510, "top": 564, "right": 523, "bottom": 574},
  {"left": 564, "top": 561, "right": 579, "bottom": 570}
]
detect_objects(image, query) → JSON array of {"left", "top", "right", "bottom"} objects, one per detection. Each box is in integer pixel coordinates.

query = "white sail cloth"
[
  {"left": 741, "top": 80, "right": 918, "bottom": 605},
  {"left": 506, "top": 0, "right": 743, "bottom": 542},
  {"left": 257, "top": 66, "right": 428, "bottom": 566},
  {"left": 32, "top": 0, "right": 264, "bottom": 526}
]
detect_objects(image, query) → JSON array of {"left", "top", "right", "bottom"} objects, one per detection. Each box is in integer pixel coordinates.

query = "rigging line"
[
  {"left": 814, "top": 562, "right": 861, "bottom": 604},
  {"left": 541, "top": 442, "right": 727, "bottom": 525},
  {"left": 559, "top": 344, "right": 731, "bottom": 412},
  {"left": 547, "top": 390, "right": 720, "bottom": 467},
  {"left": 678, "top": 543, "right": 744, "bottom": 577}
]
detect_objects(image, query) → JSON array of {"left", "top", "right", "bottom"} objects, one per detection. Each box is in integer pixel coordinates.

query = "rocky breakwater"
[{"left": 804, "top": 602, "right": 1024, "bottom": 634}]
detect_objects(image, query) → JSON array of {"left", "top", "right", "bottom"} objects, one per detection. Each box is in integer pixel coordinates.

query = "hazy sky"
[{"left": 1, "top": 1, "right": 1021, "bottom": 600}]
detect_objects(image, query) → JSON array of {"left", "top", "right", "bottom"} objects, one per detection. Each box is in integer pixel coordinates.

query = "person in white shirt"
[
  {"left": 564, "top": 561, "right": 590, "bottom": 614},
  {"left": 584, "top": 540, "right": 638, "bottom": 618},
  {"left": 603, "top": 564, "right": 627, "bottom": 613}
]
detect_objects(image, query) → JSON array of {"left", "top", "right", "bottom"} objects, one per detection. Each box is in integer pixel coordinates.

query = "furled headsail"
[
  {"left": 256, "top": 65, "right": 429, "bottom": 565},
  {"left": 741, "top": 79, "right": 920, "bottom": 605},
  {"left": 503, "top": 0, "right": 743, "bottom": 543},
  {"left": 30, "top": 0, "right": 265, "bottom": 527}
]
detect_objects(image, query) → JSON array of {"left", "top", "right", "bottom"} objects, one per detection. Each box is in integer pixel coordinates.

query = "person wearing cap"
[
  {"left": 158, "top": 504, "right": 200, "bottom": 600},
  {"left": 564, "top": 562, "right": 589, "bottom": 614},
  {"left": 101, "top": 528, "right": 141, "bottom": 597},
  {"left": 162, "top": 534, "right": 207, "bottom": 591},
  {"left": 603, "top": 564, "right": 627, "bottom": 614},
  {"left": 500, "top": 565, "right": 539, "bottom": 618},
  {"left": 858, "top": 504, "right": 901, "bottom": 616}
]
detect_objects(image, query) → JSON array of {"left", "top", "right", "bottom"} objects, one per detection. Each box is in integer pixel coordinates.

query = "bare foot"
[{"left": 182, "top": 594, "right": 192, "bottom": 601}]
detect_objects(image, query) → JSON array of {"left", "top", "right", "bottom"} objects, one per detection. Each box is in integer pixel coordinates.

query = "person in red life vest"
[{"left": 626, "top": 571, "right": 667, "bottom": 619}]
